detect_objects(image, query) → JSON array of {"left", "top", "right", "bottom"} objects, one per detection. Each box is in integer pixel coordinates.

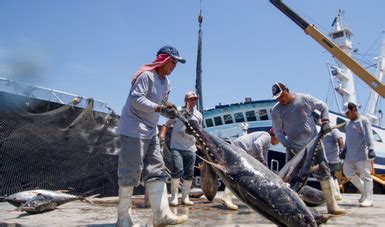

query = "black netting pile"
[{"left": 0, "top": 91, "right": 136, "bottom": 197}]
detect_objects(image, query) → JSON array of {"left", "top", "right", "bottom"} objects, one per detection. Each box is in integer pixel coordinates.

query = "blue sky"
[{"left": 0, "top": 0, "right": 384, "bottom": 115}]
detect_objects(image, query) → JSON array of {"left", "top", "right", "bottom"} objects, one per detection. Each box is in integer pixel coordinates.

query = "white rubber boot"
[
  {"left": 116, "top": 186, "right": 134, "bottom": 226},
  {"left": 349, "top": 175, "right": 365, "bottom": 203},
  {"left": 333, "top": 178, "right": 342, "bottom": 201},
  {"left": 359, "top": 180, "right": 373, "bottom": 207},
  {"left": 221, "top": 187, "right": 238, "bottom": 210},
  {"left": 320, "top": 178, "right": 347, "bottom": 215},
  {"left": 169, "top": 178, "right": 180, "bottom": 206},
  {"left": 181, "top": 180, "right": 193, "bottom": 206},
  {"left": 147, "top": 180, "right": 188, "bottom": 226}
]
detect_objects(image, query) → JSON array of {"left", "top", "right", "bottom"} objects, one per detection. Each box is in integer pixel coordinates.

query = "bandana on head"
[{"left": 131, "top": 54, "right": 172, "bottom": 85}]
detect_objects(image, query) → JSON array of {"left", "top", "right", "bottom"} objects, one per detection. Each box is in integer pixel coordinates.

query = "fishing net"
[{"left": 0, "top": 90, "right": 148, "bottom": 197}]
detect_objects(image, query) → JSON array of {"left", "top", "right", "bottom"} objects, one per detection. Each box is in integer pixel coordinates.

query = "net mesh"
[{"left": 0, "top": 91, "right": 140, "bottom": 197}]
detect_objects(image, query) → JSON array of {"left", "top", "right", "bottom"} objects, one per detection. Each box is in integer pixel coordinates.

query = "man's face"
[
  {"left": 186, "top": 97, "right": 198, "bottom": 110},
  {"left": 162, "top": 58, "right": 178, "bottom": 76},
  {"left": 345, "top": 108, "right": 358, "bottom": 120},
  {"left": 276, "top": 90, "right": 291, "bottom": 105}
]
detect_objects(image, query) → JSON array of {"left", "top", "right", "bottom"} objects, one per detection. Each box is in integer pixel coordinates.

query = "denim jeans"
[{"left": 171, "top": 149, "right": 196, "bottom": 181}]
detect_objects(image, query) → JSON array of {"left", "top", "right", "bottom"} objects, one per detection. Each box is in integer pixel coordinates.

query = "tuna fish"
[
  {"left": 199, "top": 161, "right": 218, "bottom": 201},
  {"left": 299, "top": 185, "right": 325, "bottom": 207},
  {"left": 181, "top": 116, "right": 317, "bottom": 226},
  {"left": 19, "top": 194, "right": 58, "bottom": 214},
  {"left": 3, "top": 189, "right": 95, "bottom": 213}
]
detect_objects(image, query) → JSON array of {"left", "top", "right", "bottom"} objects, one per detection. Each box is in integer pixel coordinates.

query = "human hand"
[
  {"left": 339, "top": 148, "right": 347, "bottom": 160},
  {"left": 368, "top": 149, "right": 376, "bottom": 159},
  {"left": 159, "top": 104, "right": 178, "bottom": 119}
]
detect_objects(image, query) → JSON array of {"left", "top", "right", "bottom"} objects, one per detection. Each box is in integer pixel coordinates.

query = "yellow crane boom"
[{"left": 270, "top": 0, "right": 385, "bottom": 98}]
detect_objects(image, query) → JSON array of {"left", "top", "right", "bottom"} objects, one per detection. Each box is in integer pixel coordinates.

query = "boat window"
[
  {"left": 234, "top": 112, "right": 245, "bottom": 123},
  {"left": 214, "top": 116, "right": 223, "bottom": 126},
  {"left": 332, "top": 31, "right": 344, "bottom": 39},
  {"left": 246, "top": 110, "right": 257, "bottom": 121},
  {"left": 373, "top": 130, "right": 382, "bottom": 142},
  {"left": 205, "top": 118, "right": 214, "bottom": 128},
  {"left": 223, "top": 114, "right": 233, "bottom": 124},
  {"left": 259, "top": 109, "right": 269, "bottom": 120},
  {"left": 336, "top": 117, "right": 346, "bottom": 133}
]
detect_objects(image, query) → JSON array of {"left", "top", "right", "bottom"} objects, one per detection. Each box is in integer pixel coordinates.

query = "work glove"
[
  {"left": 339, "top": 147, "right": 347, "bottom": 160},
  {"left": 320, "top": 122, "right": 331, "bottom": 135},
  {"left": 159, "top": 137, "right": 166, "bottom": 149},
  {"left": 368, "top": 149, "right": 376, "bottom": 159},
  {"left": 159, "top": 103, "right": 178, "bottom": 119}
]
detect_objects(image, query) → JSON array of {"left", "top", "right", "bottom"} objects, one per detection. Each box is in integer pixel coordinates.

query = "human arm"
[
  {"left": 271, "top": 109, "right": 290, "bottom": 147},
  {"left": 130, "top": 72, "right": 177, "bottom": 118},
  {"left": 305, "top": 94, "right": 329, "bottom": 121},
  {"left": 130, "top": 72, "right": 159, "bottom": 113},
  {"left": 305, "top": 94, "right": 331, "bottom": 134},
  {"left": 362, "top": 117, "right": 375, "bottom": 159},
  {"left": 253, "top": 133, "right": 270, "bottom": 165},
  {"left": 335, "top": 130, "right": 345, "bottom": 159}
]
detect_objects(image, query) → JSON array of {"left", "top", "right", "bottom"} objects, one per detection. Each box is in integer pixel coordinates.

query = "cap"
[
  {"left": 343, "top": 102, "right": 357, "bottom": 113},
  {"left": 185, "top": 91, "right": 198, "bottom": 99},
  {"left": 157, "top": 45, "right": 186, "bottom": 64},
  {"left": 239, "top": 123, "right": 249, "bottom": 131},
  {"left": 272, "top": 82, "right": 287, "bottom": 99}
]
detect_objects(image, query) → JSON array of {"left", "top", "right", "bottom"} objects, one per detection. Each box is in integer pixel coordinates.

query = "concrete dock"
[{"left": 1, "top": 192, "right": 384, "bottom": 226}]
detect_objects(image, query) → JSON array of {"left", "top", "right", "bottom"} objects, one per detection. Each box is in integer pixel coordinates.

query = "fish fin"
[{"left": 196, "top": 154, "right": 228, "bottom": 173}]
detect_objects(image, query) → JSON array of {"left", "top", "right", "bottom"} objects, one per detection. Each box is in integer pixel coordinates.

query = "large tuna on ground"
[{"left": 181, "top": 116, "right": 317, "bottom": 227}]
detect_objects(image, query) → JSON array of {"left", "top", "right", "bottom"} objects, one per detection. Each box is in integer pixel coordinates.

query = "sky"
[{"left": 0, "top": 0, "right": 385, "bottom": 116}]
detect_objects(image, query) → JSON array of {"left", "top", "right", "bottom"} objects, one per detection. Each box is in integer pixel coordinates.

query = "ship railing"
[{"left": 0, "top": 77, "right": 114, "bottom": 114}]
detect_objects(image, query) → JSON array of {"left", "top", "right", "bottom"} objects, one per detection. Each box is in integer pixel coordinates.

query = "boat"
[
  {"left": 200, "top": 10, "right": 385, "bottom": 193},
  {"left": 0, "top": 77, "right": 123, "bottom": 197}
]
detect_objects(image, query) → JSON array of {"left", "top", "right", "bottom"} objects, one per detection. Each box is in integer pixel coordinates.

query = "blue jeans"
[{"left": 171, "top": 149, "right": 196, "bottom": 181}]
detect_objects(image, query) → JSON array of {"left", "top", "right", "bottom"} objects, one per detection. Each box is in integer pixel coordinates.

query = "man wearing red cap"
[
  {"left": 159, "top": 91, "right": 203, "bottom": 207},
  {"left": 116, "top": 45, "right": 188, "bottom": 226}
]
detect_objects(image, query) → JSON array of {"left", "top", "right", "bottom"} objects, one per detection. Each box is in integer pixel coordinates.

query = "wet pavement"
[{"left": 1, "top": 192, "right": 384, "bottom": 226}]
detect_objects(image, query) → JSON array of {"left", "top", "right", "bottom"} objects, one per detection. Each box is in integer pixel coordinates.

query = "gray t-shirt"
[
  {"left": 271, "top": 93, "right": 329, "bottom": 150},
  {"left": 345, "top": 115, "right": 374, "bottom": 162},
  {"left": 166, "top": 108, "right": 203, "bottom": 152},
  {"left": 322, "top": 128, "right": 342, "bottom": 164},
  {"left": 232, "top": 131, "right": 271, "bottom": 164},
  {"left": 117, "top": 70, "right": 171, "bottom": 139}
]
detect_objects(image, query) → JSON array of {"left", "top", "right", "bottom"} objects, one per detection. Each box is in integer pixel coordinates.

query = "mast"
[
  {"left": 366, "top": 40, "right": 385, "bottom": 125},
  {"left": 328, "top": 10, "right": 358, "bottom": 107},
  {"left": 195, "top": 6, "right": 204, "bottom": 112}
]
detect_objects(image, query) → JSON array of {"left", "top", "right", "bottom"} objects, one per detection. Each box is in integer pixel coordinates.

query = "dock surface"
[{"left": 1, "top": 192, "right": 384, "bottom": 226}]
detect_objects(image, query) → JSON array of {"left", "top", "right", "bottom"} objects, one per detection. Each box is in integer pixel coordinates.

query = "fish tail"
[{"left": 82, "top": 194, "right": 100, "bottom": 204}]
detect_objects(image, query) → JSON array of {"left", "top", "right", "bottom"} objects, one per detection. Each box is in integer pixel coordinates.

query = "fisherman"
[
  {"left": 342, "top": 102, "right": 375, "bottom": 207},
  {"left": 116, "top": 45, "right": 188, "bottom": 226},
  {"left": 159, "top": 91, "right": 203, "bottom": 206},
  {"left": 322, "top": 127, "right": 344, "bottom": 200},
  {"left": 271, "top": 82, "right": 346, "bottom": 215},
  {"left": 232, "top": 128, "right": 279, "bottom": 166},
  {"left": 221, "top": 127, "right": 279, "bottom": 210}
]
